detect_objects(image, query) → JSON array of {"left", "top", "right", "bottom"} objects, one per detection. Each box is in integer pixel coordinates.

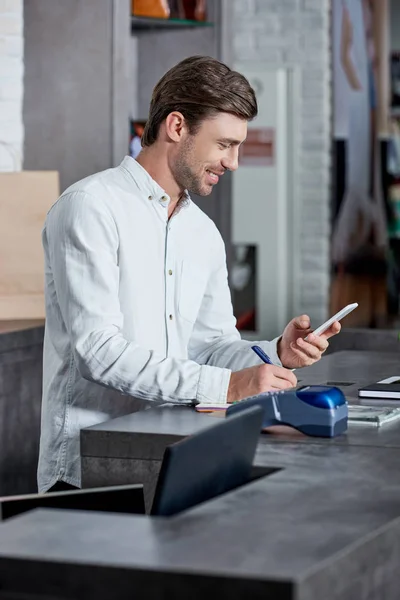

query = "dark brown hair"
[{"left": 141, "top": 56, "right": 258, "bottom": 147}]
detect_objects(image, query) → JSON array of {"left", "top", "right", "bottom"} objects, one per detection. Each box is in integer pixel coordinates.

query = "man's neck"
[{"left": 135, "top": 146, "right": 183, "bottom": 212}]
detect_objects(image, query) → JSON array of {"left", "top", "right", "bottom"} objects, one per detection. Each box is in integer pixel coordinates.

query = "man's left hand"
[{"left": 277, "top": 315, "right": 341, "bottom": 369}]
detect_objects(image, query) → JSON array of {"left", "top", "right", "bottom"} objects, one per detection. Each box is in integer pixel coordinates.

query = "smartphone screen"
[{"left": 311, "top": 303, "right": 358, "bottom": 337}]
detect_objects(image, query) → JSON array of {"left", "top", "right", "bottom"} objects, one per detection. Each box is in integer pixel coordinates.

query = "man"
[{"left": 38, "top": 56, "right": 340, "bottom": 493}]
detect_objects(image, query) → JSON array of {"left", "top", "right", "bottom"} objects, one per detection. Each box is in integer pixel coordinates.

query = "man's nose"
[{"left": 222, "top": 150, "right": 239, "bottom": 172}]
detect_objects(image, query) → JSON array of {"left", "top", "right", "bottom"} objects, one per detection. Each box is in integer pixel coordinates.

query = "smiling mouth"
[
  {"left": 206, "top": 169, "right": 224, "bottom": 184},
  {"left": 207, "top": 169, "right": 224, "bottom": 177}
]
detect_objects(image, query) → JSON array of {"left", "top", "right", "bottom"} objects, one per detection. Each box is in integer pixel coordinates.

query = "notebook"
[
  {"left": 348, "top": 405, "right": 400, "bottom": 426},
  {"left": 195, "top": 402, "right": 230, "bottom": 412},
  {"left": 358, "top": 376, "right": 400, "bottom": 401}
]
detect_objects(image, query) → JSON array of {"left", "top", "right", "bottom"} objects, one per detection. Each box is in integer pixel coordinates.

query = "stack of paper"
[{"left": 348, "top": 405, "right": 400, "bottom": 426}]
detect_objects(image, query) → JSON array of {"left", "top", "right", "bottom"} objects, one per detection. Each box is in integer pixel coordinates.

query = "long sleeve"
[
  {"left": 188, "top": 231, "right": 282, "bottom": 371},
  {"left": 44, "top": 191, "right": 231, "bottom": 405}
]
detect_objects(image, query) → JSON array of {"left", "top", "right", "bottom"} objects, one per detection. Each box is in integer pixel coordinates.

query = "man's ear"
[{"left": 164, "top": 111, "right": 186, "bottom": 142}]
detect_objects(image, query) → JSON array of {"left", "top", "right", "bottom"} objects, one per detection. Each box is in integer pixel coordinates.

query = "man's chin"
[
  {"left": 199, "top": 182, "right": 216, "bottom": 196},
  {"left": 188, "top": 186, "right": 214, "bottom": 197}
]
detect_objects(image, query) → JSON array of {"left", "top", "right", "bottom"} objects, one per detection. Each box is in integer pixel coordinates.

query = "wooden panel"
[
  {"left": 0, "top": 320, "right": 44, "bottom": 334},
  {"left": 0, "top": 171, "right": 59, "bottom": 320}
]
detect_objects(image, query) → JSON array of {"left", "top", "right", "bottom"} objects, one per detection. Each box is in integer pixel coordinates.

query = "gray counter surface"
[
  {"left": 1, "top": 350, "right": 400, "bottom": 599},
  {"left": 80, "top": 350, "right": 400, "bottom": 462},
  {"left": 0, "top": 324, "right": 44, "bottom": 495}
]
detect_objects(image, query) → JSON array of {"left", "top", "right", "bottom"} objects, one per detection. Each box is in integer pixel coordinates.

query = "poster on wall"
[
  {"left": 331, "top": 0, "right": 391, "bottom": 328},
  {"left": 239, "top": 128, "right": 275, "bottom": 167}
]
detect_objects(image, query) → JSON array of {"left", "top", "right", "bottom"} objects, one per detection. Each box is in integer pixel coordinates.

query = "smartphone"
[{"left": 309, "top": 302, "right": 358, "bottom": 337}]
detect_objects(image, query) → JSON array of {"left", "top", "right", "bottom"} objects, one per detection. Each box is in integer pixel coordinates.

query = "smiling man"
[{"left": 38, "top": 56, "right": 340, "bottom": 493}]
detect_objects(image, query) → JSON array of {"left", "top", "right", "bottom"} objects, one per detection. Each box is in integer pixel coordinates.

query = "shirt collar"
[{"left": 120, "top": 155, "right": 191, "bottom": 211}]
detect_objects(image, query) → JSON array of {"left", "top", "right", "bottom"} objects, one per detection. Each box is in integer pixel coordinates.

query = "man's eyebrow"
[{"left": 217, "top": 137, "right": 245, "bottom": 145}]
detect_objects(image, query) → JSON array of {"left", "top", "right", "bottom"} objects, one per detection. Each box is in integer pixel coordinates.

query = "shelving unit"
[{"left": 131, "top": 16, "right": 213, "bottom": 31}]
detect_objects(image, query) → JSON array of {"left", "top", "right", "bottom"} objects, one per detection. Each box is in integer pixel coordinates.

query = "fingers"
[
  {"left": 270, "top": 365, "right": 297, "bottom": 388},
  {"left": 291, "top": 339, "right": 320, "bottom": 361},
  {"left": 289, "top": 347, "right": 316, "bottom": 366},
  {"left": 266, "top": 379, "right": 295, "bottom": 391},
  {"left": 258, "top": 364, "right": 297, "bottom": 391},
  {"left": 293, "top": 314, "right": 311, "bottom": 330},
  {"left": 301, "top": 333, "right": 329, "bottom": 353},
  {"left": 289, "top": 334, "right": 328, "bottom": 366},
  {"left": 320, "top": 321, "right": 341, "bottom": 340}
]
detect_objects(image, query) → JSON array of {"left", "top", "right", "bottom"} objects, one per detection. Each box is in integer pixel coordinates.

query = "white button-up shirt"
[{"left": 38, "top": 156, "right": 281, "bottom": 491}]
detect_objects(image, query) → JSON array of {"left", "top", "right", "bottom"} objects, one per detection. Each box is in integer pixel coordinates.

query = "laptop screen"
[{"left": 151, "top": 406, "right": 263, "bottom": 517}]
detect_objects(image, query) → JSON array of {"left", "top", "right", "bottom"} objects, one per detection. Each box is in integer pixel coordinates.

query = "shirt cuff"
[{"left": 196, "top": 364, "right": 231, "bottom": 404}]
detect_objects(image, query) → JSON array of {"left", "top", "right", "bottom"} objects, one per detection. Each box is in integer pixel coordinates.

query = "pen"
[
  {"left": 251, "top": 345, "right": 273, "bottom": 365},
  {"left": 251, "top": 344, "right": 296, "bottom": 372}
]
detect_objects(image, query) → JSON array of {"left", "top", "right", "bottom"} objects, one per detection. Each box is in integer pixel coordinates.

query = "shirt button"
[
  {"left": 169, "top": 314, "right": 173, "bottom": 320},
  {"left": 148, "top": 195, "right": 152, "bottom": 201},
  {"left": 161, "top": 195, "right": 167, "bottom": 201},
  {"left": 168, "top": 269, "right": 173, "bottom": 275}
]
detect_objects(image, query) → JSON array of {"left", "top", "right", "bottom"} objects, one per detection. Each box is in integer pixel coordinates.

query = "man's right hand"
[{"left": 227, "top": 364, "right": 297, "bottom": 404}]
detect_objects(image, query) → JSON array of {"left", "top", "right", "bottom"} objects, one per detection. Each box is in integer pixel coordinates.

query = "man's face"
[{"left": 171, "top": 113, "right": 247, "bottom": 196}]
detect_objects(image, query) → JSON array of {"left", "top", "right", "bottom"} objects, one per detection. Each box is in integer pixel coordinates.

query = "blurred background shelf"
[{"left": 131, "top": 16, "right": 213, "bottom": 31}]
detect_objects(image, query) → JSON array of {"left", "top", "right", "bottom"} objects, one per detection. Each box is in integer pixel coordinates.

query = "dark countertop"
[
  {"left": 2, "top": 350, "right": 400, "bottom": 598},
  {"left": 0, "top": 322, "right": 44, "bottom": 357},
  {"left": 0, "top": 322, "right": 45, "bottom": 496},
  {"left": 2, "top": 443, "right": 400, "bottom": 599},
  {"left": 81, "top": 350, "right": 400, "bottom": 461},
  {"left": 326, "top": 327, "right": 400, "bottom": 354}
]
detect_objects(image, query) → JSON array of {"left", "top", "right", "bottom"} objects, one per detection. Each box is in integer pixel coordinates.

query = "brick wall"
[
  {"left": 232, "top": 0, "right": 331, "bottom": 323},
  {"left": 0, "top": 0, "right": 23, "bottom": 171}
]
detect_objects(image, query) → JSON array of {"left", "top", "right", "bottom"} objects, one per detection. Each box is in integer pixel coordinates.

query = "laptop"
[
  {"left": 2, "top": 407, "right": 263, "bottom": 521},
  {"left": 151, "top": 405, "right": 264, "bottom": 517}
]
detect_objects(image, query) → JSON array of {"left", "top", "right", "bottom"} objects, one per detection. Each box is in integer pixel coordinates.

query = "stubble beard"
[{"left": 173, "top": 138, "right": 212, "bottom": 197}]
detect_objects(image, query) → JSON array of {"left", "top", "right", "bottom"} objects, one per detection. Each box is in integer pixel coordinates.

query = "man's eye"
[{"left": 219, "top": 143, "right": 229, "bottom": 150}]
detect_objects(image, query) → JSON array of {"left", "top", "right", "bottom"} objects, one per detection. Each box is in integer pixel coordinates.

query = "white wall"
[
  {"left": 0, "top": 0, "right": 23, "bottom": 171},
  {"left": 231, "top": 0, "right": 331, "bottom": 336}
]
